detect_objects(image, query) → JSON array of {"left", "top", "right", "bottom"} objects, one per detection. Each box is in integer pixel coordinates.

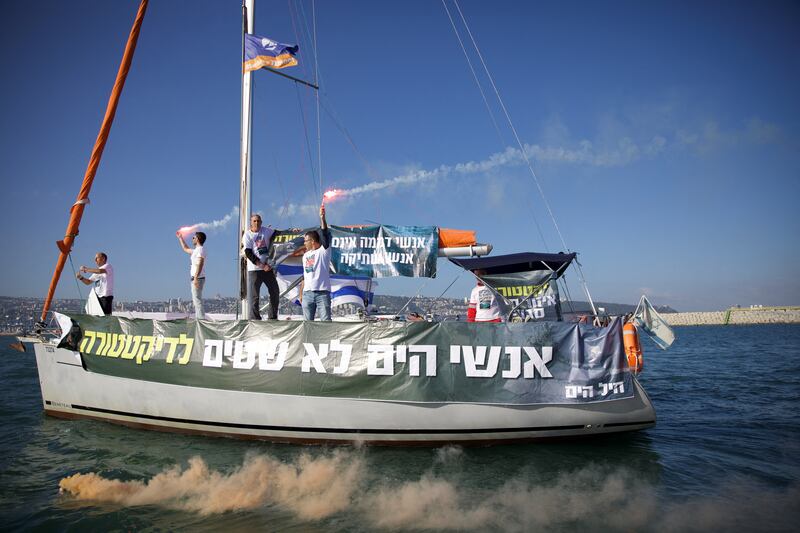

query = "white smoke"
[{"left": 179, "top": 206, "right": 239, "bottom": 234}]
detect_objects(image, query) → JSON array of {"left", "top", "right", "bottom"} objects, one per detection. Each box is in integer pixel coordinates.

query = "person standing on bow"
[
  {"left": 176, "top": 231, "right": 207, "bottom": 319},
  {"left": 467, "top": 269, "right": 503, "bottom": 323},
  {"left": 76, "top": 252, "right": 114, "bottom": 315},
  {"left": 300, "top": 204, "right": 332, "bottom": 321},
  {"left": 242, "top": 213, "right": 279, "bottom": 320}
]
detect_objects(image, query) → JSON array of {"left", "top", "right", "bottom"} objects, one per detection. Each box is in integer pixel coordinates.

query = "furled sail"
[{"left": 39, "top": 0, "right": 149, "bottom": 324}]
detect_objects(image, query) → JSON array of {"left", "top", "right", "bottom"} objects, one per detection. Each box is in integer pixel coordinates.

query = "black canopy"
[{"left": 449, "top": 252, "right": 576, "bottom": 278}]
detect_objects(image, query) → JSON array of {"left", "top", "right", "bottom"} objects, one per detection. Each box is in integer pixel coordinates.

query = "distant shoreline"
[
  {"left": 4, "top": 306, "right": 800, "bottom": 336},
  {"left": 662, "top": 306, "right": 800, "bottom": 326}
]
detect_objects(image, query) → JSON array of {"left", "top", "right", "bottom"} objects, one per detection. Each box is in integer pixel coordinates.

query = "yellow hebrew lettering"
[
  {"left": 96, "top": 332, "right": 109, "bottom": 355},
  {"left": 106, "top": 334, "right": 125, "bottom": 358},
  {"left": 135, "top": 336, "right": 155, "bottom": 365},
  {"left": 177, "top": 334, "right": 194, "bottom": 365},
  {"left": 163, "top": 337, "right": 180, "bottom": 364},
  {"left": 80, "top": 330, "right": 97, "bottom": 353},
  {"left": 121, "top": 335, "right": 141, "bottom": 360}
]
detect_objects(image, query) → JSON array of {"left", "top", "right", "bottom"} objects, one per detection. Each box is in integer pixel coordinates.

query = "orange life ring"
[{"left": 623, "top": 322, "right": 643, "bottom": 374}]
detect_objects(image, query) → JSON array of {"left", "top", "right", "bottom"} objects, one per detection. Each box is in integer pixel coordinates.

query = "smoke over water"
[
  {"left": 178, "top": 206, "right": 239, "bottom": 235},
  {"left": 59, "top": 452, "right": 800, "bottom": 531}
]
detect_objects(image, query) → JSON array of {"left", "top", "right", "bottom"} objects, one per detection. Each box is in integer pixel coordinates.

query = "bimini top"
[{"left": 449, "top": 252, "right": 576, "bottom": 277}]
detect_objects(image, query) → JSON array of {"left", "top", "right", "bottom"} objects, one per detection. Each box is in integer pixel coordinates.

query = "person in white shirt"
[
  {"left": 177, "top": 231, "right": 207, "bottom": 319},
  {"left": 76, "top": 252, "right": 114, "bottom": 315},
  {"left": 300, "top": 204, "right": 332, "bottom": 321},
  {"left": 242, "top": 213, "right": 279, "bottom": 320},
  {"left": 467, "top": 269, "right": 503, "bottom": 323}
]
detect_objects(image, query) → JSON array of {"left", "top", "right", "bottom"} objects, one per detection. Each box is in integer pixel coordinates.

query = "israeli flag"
[{"left": 633, "top": 295, "right": 676, "bottom": 349}]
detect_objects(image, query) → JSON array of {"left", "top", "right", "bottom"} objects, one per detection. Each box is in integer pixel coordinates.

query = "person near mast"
[
  {"left": 242, "top": 213, "right": 280, "bottom": 320},
  {"left": 176, "top": 231, "right": 207, "bottom": 319},
  {"left": 467, "top": 269, "right": 503, "bottom": 323},
  {"left": 299, "top": 204, "right": 332, "bottom": 321},
  {"left": 76, "top": 252, "right": 114, "bottom": 315}
]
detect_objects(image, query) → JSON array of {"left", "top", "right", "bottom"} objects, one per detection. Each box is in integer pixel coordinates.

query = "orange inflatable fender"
[{"left": 623, "top": 322, "right": 643, "bottom": 374}]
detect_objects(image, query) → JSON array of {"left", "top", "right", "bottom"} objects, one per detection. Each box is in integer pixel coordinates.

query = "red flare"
[
  {"left": 322, "top": 189, "right": 343, "bottom": 203},
  {"left": 177, "top": 225, "right": 196, "bottom": 235}
]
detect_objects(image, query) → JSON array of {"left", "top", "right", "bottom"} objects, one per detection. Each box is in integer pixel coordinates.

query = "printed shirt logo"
[
  {"left": 478, "top": 288, "right": 493, "bottom": 309},
  {"left": 255, "top": 235, "right": 269, "bottom": 255},
  {"left": 304, "top": 255, "right": 316, "bottom": 273}
]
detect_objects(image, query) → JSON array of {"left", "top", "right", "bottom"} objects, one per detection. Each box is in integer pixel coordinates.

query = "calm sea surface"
[{"left": 1, "top": 325, "right": 799, "bottom": 532}]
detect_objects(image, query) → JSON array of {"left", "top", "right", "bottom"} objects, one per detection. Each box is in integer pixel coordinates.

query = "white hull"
[{"left": 33, "top": 341, "right": 655, "bottom": 445}]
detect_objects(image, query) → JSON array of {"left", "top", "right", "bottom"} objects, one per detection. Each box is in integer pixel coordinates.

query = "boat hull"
[{"left": 33, "top": 341, "right": 655, "bottom": 445}]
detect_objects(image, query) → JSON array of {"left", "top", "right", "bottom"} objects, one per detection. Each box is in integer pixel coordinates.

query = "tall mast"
[
  {"left": 239, "top": 0, "right": 255, "bottom": 318},
  {"left": 39, "top": 0, "right": 149, "bottom": 325}
]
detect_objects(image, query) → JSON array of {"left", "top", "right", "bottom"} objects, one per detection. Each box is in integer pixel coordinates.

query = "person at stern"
[
  {"left": 467, "top": 269, "right": 503, "bottom": 323},
  {"left": 300, "top": 204, "right": 332, "bottom": 321}
]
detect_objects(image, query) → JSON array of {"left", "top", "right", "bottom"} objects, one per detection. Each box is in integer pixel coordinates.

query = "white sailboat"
[{"left": 25, "top": 0, "right": 655, "bottom": 445}]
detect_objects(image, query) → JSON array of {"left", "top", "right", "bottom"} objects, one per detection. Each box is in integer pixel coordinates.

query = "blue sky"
[{"left": 1, "top": 0, "right": 798, "bottom": 312}]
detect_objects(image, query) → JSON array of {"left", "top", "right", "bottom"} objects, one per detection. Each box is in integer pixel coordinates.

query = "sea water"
[{"left": 1, "top": 325, "right": 798, "bottom": 532}]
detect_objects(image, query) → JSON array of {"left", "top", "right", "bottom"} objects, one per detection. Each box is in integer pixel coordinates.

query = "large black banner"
[{"left": 60, "top": 314, "right": 633, "bottom": 405}]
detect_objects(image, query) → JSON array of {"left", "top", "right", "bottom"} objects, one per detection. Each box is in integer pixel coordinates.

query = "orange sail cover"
[
  {"left": 438, "top": 228, "right": 476, "bottom": 248},
  {"left": 40, "top": 0, "right": 149, "bottom": 323}
]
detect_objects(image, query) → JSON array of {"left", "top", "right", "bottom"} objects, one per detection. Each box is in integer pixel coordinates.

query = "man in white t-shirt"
[
  {"left": 77, "top": 252, "right": 114, "bottom": 315},
  {"left": 177, "top": 231, "right": 207, "bottom": 319},
  {"left": 467, "top": 269, "right": 503, "bottom": 323},
  {"left": 300, "top": 204, "right": 332, "bottom": 321},
  {"left": 242, "top": 213, "right": 279, "bottom": 320}
]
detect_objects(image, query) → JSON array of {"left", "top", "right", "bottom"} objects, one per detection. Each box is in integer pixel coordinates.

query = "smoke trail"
[
  {"left": 59, "top": 452, "right": 362, "bottom": 518},
  {"left": 178, "top": 206, "right": 239, "bottom": 235},
  {"left": 59, "top": 453, "right": 800, "bottom": 531}
]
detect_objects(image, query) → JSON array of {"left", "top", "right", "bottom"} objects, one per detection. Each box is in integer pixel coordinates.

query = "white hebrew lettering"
[
  {"left": 302, "top": 343, "right": 328, "bottom": 373},
  {"left": 202, "top": 340, "right": 224, "bottom": 368},
  {"left": 367, "top": 344, "right": 394, "bottom": 376}
]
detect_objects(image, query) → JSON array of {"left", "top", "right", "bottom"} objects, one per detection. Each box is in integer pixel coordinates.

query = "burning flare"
[{"left": 322, "top": 189, "right": 343, "bottom": 203}]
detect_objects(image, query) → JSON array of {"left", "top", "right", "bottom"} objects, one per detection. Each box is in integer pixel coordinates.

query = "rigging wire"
[
  {"left": 287, "top": 0, "right": 320, "bottom": 206},
  {"left": 312, "top": 0, "right": 323, "bottom": 196},
  {"left": 293, "top": 81, "right": 320, "bottom": 199},
  {"left": 451, "top": 0, "right": 599, "bottom": 316},
  {"left": 68, "top": 253, "right": 84, "bottom": 300},
  {"left": 396, "top": 278, "right": 431, "bottom": 317},
  {"left": 440, "top": 0, "right": 505, "bottom": 147},
  {"left": 426, "top": 272, "right": 464, "bottom": 317},
  {"left": 441, "top": 1, "right": 549, "bottom": 253}
]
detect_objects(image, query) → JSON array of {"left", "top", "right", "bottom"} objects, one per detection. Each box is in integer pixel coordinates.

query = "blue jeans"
[
  {"left": 191, "top": 278, "right": 205, "bottom": 319},
  {"left": 302, "top": 290, "right": 331, "bottom": 321}
]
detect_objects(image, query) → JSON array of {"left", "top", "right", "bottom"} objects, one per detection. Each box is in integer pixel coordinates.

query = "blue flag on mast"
[{"left": 244, "top": 34, "right": 298, "bottom": 72}]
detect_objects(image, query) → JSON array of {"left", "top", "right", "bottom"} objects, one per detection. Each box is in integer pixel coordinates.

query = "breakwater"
[{"left": 662, "top": 306, "right": 800, "bottom": 326}]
